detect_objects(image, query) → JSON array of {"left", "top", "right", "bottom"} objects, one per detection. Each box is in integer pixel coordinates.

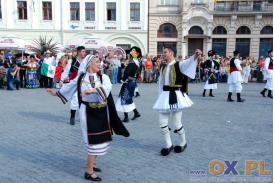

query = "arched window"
[
  {"left": 157, "top": 23, "right": 178, "bottom": 38},
  {"left": 213, "top": 26, "right": 227, "bottom": 34},
  {"left": 260, "top": 26, "right": 273, "bottom": 34},
  {"left": 189, "top": 26, "right": 203, "bottom": 34},
  {"left": 236, "top": 26, "right": 251, "bottom": 34}
]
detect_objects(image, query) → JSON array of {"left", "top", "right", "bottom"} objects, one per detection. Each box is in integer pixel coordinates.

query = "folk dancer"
[
  {"left": 153, "top": 47, "right": 202, "bottom": 156},
  {"left": 60, "top": 46, "right": 86, "bottom": 125},
  {"left": 260, "top": 50, "right": 273, "bottom": 98},
  {"left": 227, "top": 50, "right": 245, "bottom": 102},
  {"left": 116, "top": 46, "right": 142, "bottom": 122},
  {"left": 202, "top": 50, "right": 219, "bottom": 97},
  {"left": 47, "top": 54, "right": 129, "bottom": 181}
]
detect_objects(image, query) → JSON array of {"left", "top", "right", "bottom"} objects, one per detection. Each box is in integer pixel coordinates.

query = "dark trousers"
[
  {"left": 117, "top": 67, "right": 121, "bottom": 83},
  {"left": 40, "top": 75, "right": 53, "bottom": 88},
  {"left": 7, "top": 78, "right": 20, "bottom": 90},
  {"left": 19, "top": 69, "right": 26, "bottom": 88}
]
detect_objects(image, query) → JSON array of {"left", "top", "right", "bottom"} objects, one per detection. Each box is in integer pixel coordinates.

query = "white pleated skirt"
[
  {"left": 204, "top": 80, "right": 218, "bottom": 90},
  {"left": 153, "top": 91, "right": 193, "bottom": 113},
  {"left": 80, "top": 104, "right": 110, "bottom": 156},
  {"left": 115, "top": 97, "right": 136, "bottom": 113}
]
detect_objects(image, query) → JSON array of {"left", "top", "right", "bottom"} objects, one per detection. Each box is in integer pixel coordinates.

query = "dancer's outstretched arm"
[
  {"left": 47, "top": 76, "right": 78, "bottom": 104},
  {"left": 179, "top": 49, "right": 202, "bottom": 79}
]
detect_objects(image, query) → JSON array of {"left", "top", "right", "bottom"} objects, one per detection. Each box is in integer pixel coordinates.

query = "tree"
[{"left": 32, "top": 35, "right": 59, "bottom": 56}]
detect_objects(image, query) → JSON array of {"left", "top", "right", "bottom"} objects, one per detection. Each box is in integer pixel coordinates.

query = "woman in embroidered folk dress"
[
  {"left": 115, "top": 47, "right": 142, "bottom": 122},
  {"left": 202, "top": 50, "right": 219, "bottom": 97},
  {"left": 47, "top": 55, "right": 129, "bottom": 181},
  {"left": 26, "top": 55, "right": 39, "bottom": 88}
]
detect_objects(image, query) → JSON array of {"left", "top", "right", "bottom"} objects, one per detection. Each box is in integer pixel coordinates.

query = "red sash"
[
  {"left": 70, "top": 71, "right": 78, "bottom": 80},
  {"left": 230, "top": 67, "right": 238, "bottom": 73}
]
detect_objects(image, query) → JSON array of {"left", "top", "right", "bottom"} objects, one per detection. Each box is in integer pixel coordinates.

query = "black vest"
[
  {"left": 230, "top": 58, "right": 236, "bottom": 67},
  {"left": 162, "top": 61, "right": 184, "bottom": 86},
  {"left": 70, "top": 57, "right": 80, "bottom": 73},
  {"left": 269, "top": 57, "right": 273, "bottom": 68}
]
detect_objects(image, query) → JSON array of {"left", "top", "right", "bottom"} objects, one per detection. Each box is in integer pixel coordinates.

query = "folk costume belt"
[
  {"left": 163, "top": 86, "right": 181, "bottom": 110},
  {"left": 81, "top": 100, "right": 107, "bottom": 109},
  {"left": 128, "top": 76, "right": 136, "bottom": 81}
]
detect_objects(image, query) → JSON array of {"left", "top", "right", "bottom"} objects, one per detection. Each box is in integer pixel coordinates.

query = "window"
[
  {"left": 107, "top": 2, "right": 116, "bottom": 21},
  {"left": 85, "top": 2, "right": 95, "bottom": 21},
  {"left": 157, "top": 42, "right": 177, "bottom": 55},
  {"left": 193, "top": 0, "right": 204, "bottom": 4},
  {"left": 235, "top": 38, "right": 250, "bottom": 58},
  {"left": 260, "top": 26, "right": 273, "bottom": 34},
  {"left": 213, "top": 26, "right": 227, "bottom": 34},
  {"left": 253, "top": 1, "right": 262, "bottom": 11},
  {"left": 116, "top": 44, "right": 131, "bottom": 51},
  {"left": 160, "top": 0, "right": 177, "bottom": 5},
  {"left": 189, "top": 26, "right": 203, "bottom": 34},
  {"left": 158, "top": 23, "right": 178, "bottom": 38},
  {"left": 236, "top": 26, "right": 251, "bottom": 34},
  {"left": 238, "top": 1, "right": 251, "bottom": 11},
  {"left": 18, "top": 1, "right": 27, "bottom": 20},
  {"left": 70, "top": 2, "right": 80, "bottom": 21},
  {"left": 0, "top": 0, "right": 2, "bottom": 19},
  {"left": 42, "top": 2, "right": 52, "bottom": 20},
  {"left": 130, "top": 3, "right": 140, "bottom": 21},
  {"left": 215, "top": 1, "right": 234, "bottom": 11},
  {"left": 259, "top": 38, "right": 273, "bottom": 57},
  {"left": 212, "top": 38, "right": 227, "bottom": 57}
]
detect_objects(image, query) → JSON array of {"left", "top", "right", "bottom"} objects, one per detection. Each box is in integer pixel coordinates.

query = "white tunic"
[
  {"left": 153, "top": 55, "right": 198, "bottom": 113},
  {"left": 263, "top": 57, "right": 273, "bottom": 90},
  {"left": 227, "top": 58, "right": 243, "bottom": 84},
  {"left": 263, "top": 57, "right": 273, "bottom": 79}
]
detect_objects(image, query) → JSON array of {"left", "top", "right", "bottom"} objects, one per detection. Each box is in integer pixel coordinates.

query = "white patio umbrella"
[
  {"left": 66, "top": 37, "right": 115, "bottom": 50},
  {"left": 0, "top": 37, "right": 32, "bottom": 50},
  {"left": 0, "top": 37, "right": 33, "bottom": 59}
]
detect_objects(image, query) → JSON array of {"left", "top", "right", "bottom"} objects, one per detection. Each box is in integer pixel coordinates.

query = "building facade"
[
  {"left": 149, "top": 0, "right": 273, "bottom": 58},
  {"left": 0, "top": 0, "right": 148, "bottom": 53}
]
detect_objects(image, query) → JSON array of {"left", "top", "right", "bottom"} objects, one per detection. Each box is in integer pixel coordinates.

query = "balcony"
[
  {"left": 214, "top": 4, "right": 273, "bottom": 14},
  {"left": 191, "top": 3, "right": 206, "bottom": 7}
]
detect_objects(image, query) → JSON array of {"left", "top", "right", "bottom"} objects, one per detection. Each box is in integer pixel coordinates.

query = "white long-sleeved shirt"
[
  {"left": 57, "top": 73, "right": 112, "bottom": 103},
  {"left": 61, "top": 57, "right": 83, "bottom": 82},
  {"left": 159, "top": 55, "right": 198, "bottom": 94}
]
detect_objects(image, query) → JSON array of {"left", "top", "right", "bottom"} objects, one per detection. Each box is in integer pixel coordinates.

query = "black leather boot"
[
  {"left": 267, "top": 90, "right": 273, "bottom": 99},
  {"left": 131, "top": 109, "right": 141, "bottom": 120},
  {"left": 227, "top": 92, "right": 234, "bottom": 102},
  {"left": 123, "top": 113, "right": 129, "bottom": 122},
  {"left": 202, "top": 89, "right": 206, "bottom": 97},
  {"left": 260, "top": 88, "right": 267, "bottom": 97},
  {"left": 237, "top": 93, "right": 245, "bottom": 102},
  {"left": 209, "top": 89, "right": 214, "bottom": 97}
]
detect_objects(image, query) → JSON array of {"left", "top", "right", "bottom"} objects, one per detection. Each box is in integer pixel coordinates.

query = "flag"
[{"left": 41, "top": 63, "right": 56, "bottom": 78}]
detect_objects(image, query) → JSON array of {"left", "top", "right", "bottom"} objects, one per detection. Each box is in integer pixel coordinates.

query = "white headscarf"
[
  {"left": 85, "top": 54, "right": 96, "bottom": 71},
  {"left": 78, "top": 54, "right": 96, "bottom": 74}
]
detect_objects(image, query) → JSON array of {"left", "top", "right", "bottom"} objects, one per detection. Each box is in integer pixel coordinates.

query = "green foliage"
[{"left": 32, "top": 35, "right": 59, "bottom": 56}]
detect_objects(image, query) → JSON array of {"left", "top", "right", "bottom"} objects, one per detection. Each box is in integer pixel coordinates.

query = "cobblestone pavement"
[{"left": 0, "top": 82, "right": 272, "bottom": 183}]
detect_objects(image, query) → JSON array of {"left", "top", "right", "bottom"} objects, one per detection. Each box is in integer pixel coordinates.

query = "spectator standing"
[
  {"left": 144, "top": 56, "right": 153, "bottom": 83},
  {"left": 242, "top": 56, "right": 252, "bottom": 84},
  {"left": 26, "top": 55, "right": 39, "bottom": 88},
  {"left": 112, "top": 55, "right": 120, "bottom": 84},
  {"left": 105, "top": 53, "right": 114, "bottom": 82}
]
